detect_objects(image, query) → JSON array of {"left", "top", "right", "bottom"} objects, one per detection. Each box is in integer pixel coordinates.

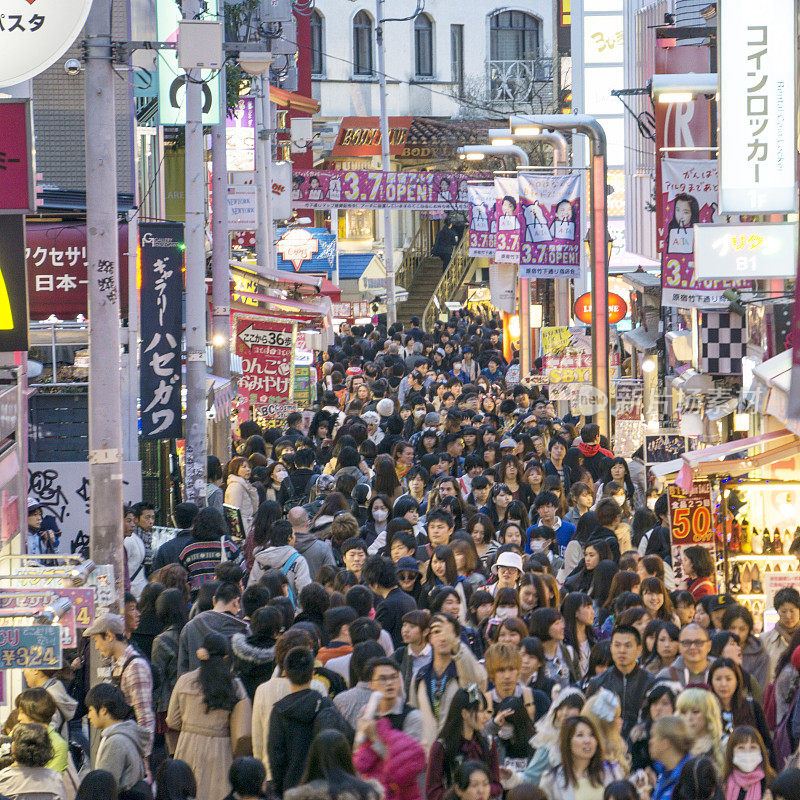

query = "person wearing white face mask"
[
  {"left": 363, "top": 495, "right": 391, "bottom": 555},
  {"left": 721, "top": 726, "right": 774, "bottom": 800}
]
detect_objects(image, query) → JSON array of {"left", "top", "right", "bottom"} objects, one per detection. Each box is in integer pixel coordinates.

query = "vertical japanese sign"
[
  {"left": 139, "top": 223, "right": 184, "bottom": 439},
  {"left": 668, "top": 481, "right": 715, "bottom": 590},
  {"left": 226, "top": 98, "right": 255, "bottom": 172},
  {"left": 518, "top": 173, "right": 581, "bottom": 279},
  {"left": 467, "top": 183, "right": 496, "bottom": 257},
  {"left": 0, "top": 100, "right": 34, "bottom": 214},
  {"left": 493, "top": 177, "right": 522, "bottom": 264},
  {"left": 719, "top": 0, "right": 797, "bottom": 214},
  {"left": 234, "top": 314, "right": 297, "bottom": 426},
  {"left": 488, "top": 262, "right": 517, "bottom": 315},
  {"left": 660, "top": 159, "right": 752, "bottom": 307},
  {"left": 0, "top": 215, "right": 29, "bottom": 351},
  {"left": 155, "top": 0, "right": 221, "bottom": 126}
]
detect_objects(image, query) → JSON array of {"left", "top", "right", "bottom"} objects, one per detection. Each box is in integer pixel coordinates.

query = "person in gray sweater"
[{"left": 85, "top": 683, "right": 149, "bottom": 794}]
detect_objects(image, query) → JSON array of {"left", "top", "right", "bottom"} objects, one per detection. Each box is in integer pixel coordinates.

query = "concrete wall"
[{"left": 312, "top": 0, "right": 555, "bottom": 119}]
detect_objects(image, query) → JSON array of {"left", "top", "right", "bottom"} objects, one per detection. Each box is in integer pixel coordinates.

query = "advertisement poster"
[
  {"left": 234, "top": 314, "right": 297, "bottom": 424},
  {"left": 0, "top": 626, "right": 62, "bottom": 670},
  {"left": 660, "top": 159, "right": 753, "bottom": 306},
  {"left": 540, "top": 327, "right": 620, "bottom": 403},
  {"left": 291, "top": 169, "right": 488, "bottom": 211},
  {"left": 493, "top": 177, "right": 522, "bottom": 264},
  {"left": 668, "top": 481, "right": 716, "bottom": 589},
  {"left": 518, "top": 173, "right": 581, "bottom": 278},
  {"left": 645, "top": 433, "right": 696, "bottom": 465},
  {"left": 139, "top": 223, "right": 184, "bottom": 440},
  {"left": 614, "top": 379, "right": 644, "bottom": 457},
  {"left": 488, "top": 261, "right": 517, "bottom": 314},
  {"left": 467, "top": 183, "right": 496, "bottom": 257}
]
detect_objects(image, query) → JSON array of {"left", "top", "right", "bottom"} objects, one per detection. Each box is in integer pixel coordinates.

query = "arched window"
[
  {"left": 353, "top": 11, "right": 374, "bottom": 75},
  {"left": 310, "top": 10, "right": 324, "bottom": 75},
  {"left": 490, "top": 10, "right": 540, "bottom": 61},
  {"left": 414, "top": 14, "right": 433, "bottom": 77}
]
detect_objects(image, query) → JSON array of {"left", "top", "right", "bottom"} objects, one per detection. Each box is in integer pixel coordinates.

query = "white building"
[{"left": 309, "top": 0, "right": 556, "bottom": 119}]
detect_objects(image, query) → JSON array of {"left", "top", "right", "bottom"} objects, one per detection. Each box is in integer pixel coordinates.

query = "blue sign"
[
  {"left": 0, "top": 625, "right": 62, "bottom": 670},
  {"left": 276, "top": 227, "right": 337, "bottom": 275}
]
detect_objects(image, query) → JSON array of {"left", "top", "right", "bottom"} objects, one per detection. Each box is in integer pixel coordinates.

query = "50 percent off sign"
[{"left": 668, "top": 481, "right": 716, "bottom": 590}]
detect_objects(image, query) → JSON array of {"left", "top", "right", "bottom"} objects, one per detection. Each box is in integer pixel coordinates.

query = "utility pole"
[
  {"left": 375, "top": 0, "right": 396, "bottom": 326},
  {"left": 211, "top": 66, "right": 231, "bottom": 460},
  {"left": 254, "top": 75, "right": 270, "bottom": 272},
  {"left": 183, "top": 0, "right": 208, "bottom": 505},
  {"left": 262, "top": 81, "right": 276, "bottom": 272},
  {"left": 84, "top": 0, "right": 124, "bottom": 623}
]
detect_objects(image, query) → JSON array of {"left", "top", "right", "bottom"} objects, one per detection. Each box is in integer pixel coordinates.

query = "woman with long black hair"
[
  {"left": 166, "top": 632, "right": 252, "bottom": 800},
  {"left": 425, "top": 687, "right": 502, "bottom": 800},
  {"left": 561, "top": 592, "right": 598, "bottom": 678},
  {"left": 286, "top": 730, "right": 380, "bottom": 800}
]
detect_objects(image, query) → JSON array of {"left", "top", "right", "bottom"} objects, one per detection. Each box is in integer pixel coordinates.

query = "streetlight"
[
  {"left": 487, "top": 128, "right": 569, "bottom": 166},
  {"left": 650, "top": 73, "right": 718, "bottom": 103},
  {"left": 456, "top": 145, "right": 530, "bottom": 167},
  {"left": 511, "top": 113, "right": 610, "bottom": 438}
]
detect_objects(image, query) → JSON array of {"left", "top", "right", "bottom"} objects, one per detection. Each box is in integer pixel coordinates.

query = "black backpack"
[{"left": 312, "top": 696, "right": 354, "bottom": 744}]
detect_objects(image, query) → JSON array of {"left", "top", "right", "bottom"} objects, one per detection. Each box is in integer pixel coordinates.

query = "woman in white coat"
[{"left": 224, "top": 457, "right": 260, "bottom": 536}]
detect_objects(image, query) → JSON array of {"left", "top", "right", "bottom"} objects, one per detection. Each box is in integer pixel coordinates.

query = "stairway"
[{"left": 399, "top": 256, "right": 443, "bottom": 322}]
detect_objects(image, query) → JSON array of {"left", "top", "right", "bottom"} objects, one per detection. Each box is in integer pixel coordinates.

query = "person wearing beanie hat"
[{"left": 376, "top": 398, "right": 395, "bottom": 418}]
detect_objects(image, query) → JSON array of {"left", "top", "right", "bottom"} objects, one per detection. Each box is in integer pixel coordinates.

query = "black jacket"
[
  {"left": 230, "top": 633, "right": 276, "bottom": 701},
  {"left": 268, "top": 688, "right": 353, "bottom": 795},
  {"left": 151, "top": 529, "right": 193, "bottom": 573},
  {"left": 588, "top": 665, "right": 655, "bottom": 738},
  {"left": 375, "top": 587, "right": 418, "bottom": 649}
]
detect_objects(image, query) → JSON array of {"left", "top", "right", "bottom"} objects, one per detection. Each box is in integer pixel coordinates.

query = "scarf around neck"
[
  {"left": 578, "top": 441, "right": 613, "bottom": 459},
  {"left": 725, "top": 767, "right": 765, "bottom": 800}
]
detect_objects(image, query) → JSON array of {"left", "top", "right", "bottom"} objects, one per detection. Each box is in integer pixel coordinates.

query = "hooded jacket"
[
  {"left": 224, "top": 474, "right": 260, "bottom": 533},
  {"left": 742, "top": 634, "right": 771, "bottom": 688},
  {"left": 177, "top": 609, "right": 249, "bottom": 675},
  {"left": 293, "top": 531, "right": 337, "bottom": 580},
  {"left": 588, "top": 664, "right": 655, "bottom": 739},
  {"left": 95, "top": 719, "right": 149, "bottom": 791},
  {"left": 268, "top": 688, "right": 353, "bottom": 795},
  {"left": 247, "top": 544, "right": 312, "bottom": 599},
  {"left": 230, "top": 632, "right": 276, "bottom": 701},
  {"left": 0, "top": 764, "right": 66, "bottom": 800},
  {"left": 43, "top": 678, "right": 77, "bottom": 738}
]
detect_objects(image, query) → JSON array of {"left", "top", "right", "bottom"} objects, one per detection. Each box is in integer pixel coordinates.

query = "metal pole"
[
  {"left": 569, "top": 0, "right": 588, "bottom": 297},
  {"left": 331, "top": 209, "right": 340, "bottom": 286},
  {"left": 552, "top": 142, "right": 571, "bottom": 328},
  {"left": 84, "top": 0, "right": 125, "bottom": 624},
  {"left": 376, "top": 0, "right": 396, "bottom": 326},
  {"left": 124, "top": 211, "right": 140, "bottom": 461},
  {"left": 254, "top": 78, "right": 269, "bottom": 273},
  {"left": 183, "top": 0, "right": 208, "bottom": 505},
  {"left": 211, "top": 71, "right": 232, "bottom": 461},
  {"left": 261, "top": 79, "right": 276, "bottom": 272}
]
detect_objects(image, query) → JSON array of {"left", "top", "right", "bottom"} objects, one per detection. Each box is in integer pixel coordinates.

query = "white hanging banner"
[
  {"left": 488, "top": 261, "right": 517, "bottom": 314},
  {"left": 719, "top": 0, "right": 797, "bottom": 213}
]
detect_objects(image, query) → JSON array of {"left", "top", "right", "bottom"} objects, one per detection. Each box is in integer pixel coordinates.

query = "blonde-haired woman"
[
  {"left": 676, "top": 687, "right": 724, "bottom": 772},
  {"left": 581, "top": 688, "right": 630, "bottom": 776}
]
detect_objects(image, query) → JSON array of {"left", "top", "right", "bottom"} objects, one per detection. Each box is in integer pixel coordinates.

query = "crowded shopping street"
[{"left": 3, "top": 1, "right": 800, "bottom": 800}]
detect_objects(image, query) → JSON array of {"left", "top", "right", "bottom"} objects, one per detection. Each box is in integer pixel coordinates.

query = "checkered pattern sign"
[{"left": 700, "top": 311, "right": 745, "bottom": 374}]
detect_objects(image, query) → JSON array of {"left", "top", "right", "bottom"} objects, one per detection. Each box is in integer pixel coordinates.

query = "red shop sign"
[
  {"left": 573, "top": 292, "right": 628, "bottom": 325},
  {"left": 26, "top": 222, "right": 129, "bottom": 320},
  {"left": 234, "top": 313, "right": 294, "bottom": 408},
  {"left": 0, "top": 100, "right": 34, "bottom": 214}
]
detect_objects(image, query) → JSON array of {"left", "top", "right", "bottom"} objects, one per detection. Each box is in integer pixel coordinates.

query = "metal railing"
[
  {"left": 395, "top": 217, "right": 434, "bottom": 293},
  {"left": 423, "top": 235, "right": 474, "bottom": 331},
  {"left": 487, "top": 58, "right": 554, "bottom": 104}
]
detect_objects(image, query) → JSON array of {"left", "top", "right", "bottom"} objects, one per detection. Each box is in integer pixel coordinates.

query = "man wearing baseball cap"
[{"left": 84, "top": 613, "right": 154, "bottom": 755}]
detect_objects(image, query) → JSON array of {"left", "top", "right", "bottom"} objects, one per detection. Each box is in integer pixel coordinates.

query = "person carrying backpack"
[
  {"left": 247, "top": 519, "right": 311, "bottom": 606},
  {"left": 268, "top": 647, "right": 354, "bottom": 796}
]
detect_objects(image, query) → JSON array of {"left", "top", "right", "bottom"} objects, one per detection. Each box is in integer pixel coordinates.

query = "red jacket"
[
  {"left": 354, "top": 718, "right": 426, "bottom": 800},
  {"left": 689, "top": 576, "right": 715, "bottom": 600}
]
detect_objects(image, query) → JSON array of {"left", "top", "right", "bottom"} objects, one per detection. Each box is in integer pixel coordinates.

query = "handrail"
[
  {"left": 395, "top": 217, "right": 433, "bottom": 292},
  {"left": 422, "top": 235, "right": 473, "bottom": 331}
]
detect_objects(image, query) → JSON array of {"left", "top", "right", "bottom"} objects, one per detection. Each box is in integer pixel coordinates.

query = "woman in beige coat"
[
  {"left": 224, "top": 457, "right": 260, "bottom": 535},
  {"left": 167, "top": 632, "right": 252, "bottom": 800}
]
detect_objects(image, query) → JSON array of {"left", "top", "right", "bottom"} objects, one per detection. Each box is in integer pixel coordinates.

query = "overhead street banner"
[{"left": 291, "top": 169, "right": 490, "bottom": 211}]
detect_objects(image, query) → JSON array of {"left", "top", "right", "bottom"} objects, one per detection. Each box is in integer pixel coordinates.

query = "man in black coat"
[
  {"left": 587, "top": 625, "right": 655, "bottom": 738},
  {"left": 149, "top": 503, "right": 199, "bottom": 573},
  {"left": 268, "top": 647, "right": 353, "bottom": 795},
  {"left": 362, "top": 554, "right": 417, "bottom": 649}
]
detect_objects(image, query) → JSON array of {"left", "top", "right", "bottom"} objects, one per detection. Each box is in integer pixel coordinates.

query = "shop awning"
[
  {"left": 749, "top": 350, "right": 800, "bottom": 437},
  {"left": 622, "top": 326, "right": 658, "bottom": 353},
  {"left": 270, "top": 86, "right": 320, "bottom": 114},
  {"left": 670, "top": 428, "right": 800, "bottom": 491}
]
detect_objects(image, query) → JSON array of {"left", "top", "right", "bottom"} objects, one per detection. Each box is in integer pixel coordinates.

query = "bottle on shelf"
[
  {"left": 740, "top": 518, "right": 752, "bottom": 554},
  {"left": 729, "top": 519, "right": 740, "bottom": 553},
  {"left": 751, "top": 526, "right": 763, "bottom": 555}
]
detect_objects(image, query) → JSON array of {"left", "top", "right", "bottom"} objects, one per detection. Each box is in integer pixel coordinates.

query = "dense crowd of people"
[{"left": 11, "top": 310, "right": 800, "bottom": 800}]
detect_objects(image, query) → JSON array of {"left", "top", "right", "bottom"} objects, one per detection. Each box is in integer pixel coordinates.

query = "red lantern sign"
[{"left": 573, "top": 292, "right": 628, "bottom": 325}]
